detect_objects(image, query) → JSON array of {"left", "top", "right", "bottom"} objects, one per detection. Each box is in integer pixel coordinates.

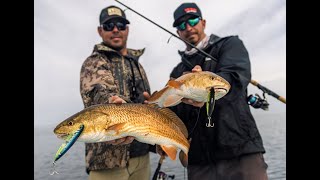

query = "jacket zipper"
[{"left": 114, "top": 56, "right": 124, "bottom": 95}]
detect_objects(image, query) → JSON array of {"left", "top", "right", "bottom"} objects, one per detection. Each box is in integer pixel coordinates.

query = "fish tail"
[{"left": 160, "top": 145, "right": 178, "bottom": 160}]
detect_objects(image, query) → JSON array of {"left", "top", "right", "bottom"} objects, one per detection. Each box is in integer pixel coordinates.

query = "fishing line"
[
  {"left": 167, "top": 35, "right": 173, "bottom": 43},
  {"left": 187, "top": 107, "right": 201, "bottom": 139}
]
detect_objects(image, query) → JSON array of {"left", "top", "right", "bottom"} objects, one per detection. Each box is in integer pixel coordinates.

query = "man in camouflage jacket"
[{"left": 80, "top": 5, "right": 152, "bottom": 180}]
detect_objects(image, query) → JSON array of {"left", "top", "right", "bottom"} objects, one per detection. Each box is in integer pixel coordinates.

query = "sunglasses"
[
  {"left": 176, "top": 17, "right": 201, "bottom": 31},
  {"left": 101, "top": 22, "right": 127, "bottom": 31}
]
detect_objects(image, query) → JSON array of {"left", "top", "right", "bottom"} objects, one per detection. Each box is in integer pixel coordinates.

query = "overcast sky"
[{"left": 34, "top": 0, "right": 286, "bottom": 128}]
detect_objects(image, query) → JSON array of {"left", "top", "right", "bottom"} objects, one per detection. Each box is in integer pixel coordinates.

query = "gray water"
[{"left": 34, "top": 112, "right": 286, "bottom": 180}]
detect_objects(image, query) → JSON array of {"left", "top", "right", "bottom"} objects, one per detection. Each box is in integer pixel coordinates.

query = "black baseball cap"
[
  {"left": 99, "top": 5, "right": 130, "bottom": 25},
  {"left": 173, "top": 3, "right": 202, "bottom": 27}
]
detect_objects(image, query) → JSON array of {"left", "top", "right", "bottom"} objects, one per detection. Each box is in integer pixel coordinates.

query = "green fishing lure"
[{"left": 50, "top": 124, "right": 84, "bottom": 175}]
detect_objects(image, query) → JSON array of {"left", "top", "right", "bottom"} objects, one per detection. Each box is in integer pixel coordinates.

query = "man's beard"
[
  {"left": 103, "top": 41, "right": 125, "bottom": 51},
  {"left": 112, "top": 46, "right": 123, "bottom": 51}
]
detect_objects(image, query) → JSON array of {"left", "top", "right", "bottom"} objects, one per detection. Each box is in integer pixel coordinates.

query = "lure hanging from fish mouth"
[
  {"left": 50, "top": 124, "right": 84, "bottom": 175},
  {"left": 206, "top": 87, "right": 215, "bottom": 127}
]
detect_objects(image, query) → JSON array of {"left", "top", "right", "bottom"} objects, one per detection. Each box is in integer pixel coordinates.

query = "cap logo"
[
  {"left": 107, "top": 7, "right": 122, "bottom": 16},
  {"left": 184, "top": 7, "right": 197, "bottom": 13}
]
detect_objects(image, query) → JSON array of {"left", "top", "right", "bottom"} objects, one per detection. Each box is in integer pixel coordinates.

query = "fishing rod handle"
[
  {"left": 278, "top": 96, "right": 286, "bottom": 104},
  {"left": 250, "top": 79, "right": 259, "bottom": 86},
  {"left": 160, "top": 155, "right": 165, "bottom": 163}
]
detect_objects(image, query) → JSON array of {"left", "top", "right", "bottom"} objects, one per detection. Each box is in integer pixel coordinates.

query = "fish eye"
[{"left": 68, "top": 121, "right": 74, "bottom": 126}]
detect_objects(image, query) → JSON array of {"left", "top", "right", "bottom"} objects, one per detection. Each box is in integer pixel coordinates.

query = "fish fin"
[
  {"left": 167, "top": 80, "right": 183, "bottom": 89},
  {"left": 163, "top": 94, "right": 183, "bottom": 107},
  {"left": 145, "top": 103, "right": 160, "bottom": 109},
  {"left": 160, "top": 145, "right": 177, "bottom": 160},
  {"left": 106, "top": 123, "right": 126, "bottom": 135},
  {"left": 148, "top": 86, "right": 170, "bottom": 103},
  {"left": 157, "top": 108, "right": 188, "bottom": 138},
  {"left": 148, "top": 86, "right": 179, "bottom": 107},
  {"left": 179, "top": 150, "right": 188, "bottom": 167},
  {"left": 174, "top": 73, "right": 192, "bottom": 81},
  {"left": 150, "top": 91, "right": 157, "bottom": 96},
  {"left": 148, "top": 79, "right": 182, "bottom": 106}
]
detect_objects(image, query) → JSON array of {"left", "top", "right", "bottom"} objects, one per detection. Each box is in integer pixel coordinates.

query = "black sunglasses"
[
  {"left": 101, "top": 22, "right": 127, "bottom": 31},
  {"left": 176, "top": 17, "right": 201, "bottom": 31}
]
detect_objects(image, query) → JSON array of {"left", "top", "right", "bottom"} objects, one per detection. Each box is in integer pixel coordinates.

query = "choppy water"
[{"left": 34, "top": 112, "right": 286, "bottom": 180}]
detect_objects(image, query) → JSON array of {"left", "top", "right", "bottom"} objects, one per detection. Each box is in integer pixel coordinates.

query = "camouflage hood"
[{"left": 93, "top": 43, "right": 145, "bottom": 58}]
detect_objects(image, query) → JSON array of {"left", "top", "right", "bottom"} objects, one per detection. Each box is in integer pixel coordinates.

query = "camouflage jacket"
[{"left": 80, "top": 43, "right": 151, "bottom": 172}]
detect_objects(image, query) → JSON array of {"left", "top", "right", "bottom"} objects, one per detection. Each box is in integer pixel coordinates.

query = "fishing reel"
[
  {"left": 156, "top": 171, "right": 175, "bottom": 180},
  {"left": 247, "top": 93, "right": 269, "bottom": 111}
]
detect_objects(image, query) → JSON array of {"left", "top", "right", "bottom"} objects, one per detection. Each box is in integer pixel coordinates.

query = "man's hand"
[
  {"left": 192, "top": 65, "right": 202, "bottom": 72},
  {"left": 182, "top": 65, "right": 202, "bottom": 75},
  {"left": 143, "top": 91, "right": 150, "bottom": 104},
  {"left": 109, "top": 96, "right": 126, "bottom": 104}
]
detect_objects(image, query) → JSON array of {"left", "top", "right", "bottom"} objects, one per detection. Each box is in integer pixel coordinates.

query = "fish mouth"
[
  {"left": 214, "top": 87, "right": 229, "bottom": 93},
  {"left": 57, "top": 133, "right": 69, "bottom": 140}
]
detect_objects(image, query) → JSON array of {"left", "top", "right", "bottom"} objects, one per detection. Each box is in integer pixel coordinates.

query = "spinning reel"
[{"left": 247, "top": 93, "right": 269, "bottom": 111}]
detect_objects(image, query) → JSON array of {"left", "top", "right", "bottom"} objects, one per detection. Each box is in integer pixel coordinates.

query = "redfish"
[
  {"left": 54, "top": 103, "right": 189, "bottom": 161},
  {"left": 148, "top": 71, "right": 231, "bottom": 107}
]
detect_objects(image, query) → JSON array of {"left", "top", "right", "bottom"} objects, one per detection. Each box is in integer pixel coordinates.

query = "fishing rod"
[
  {"left": 114, "top": 0, "right": 286, "bottom": 105},
  {"left": 152, "top": 155, "right": 165, "bottom": 180},
  {"left": 151, "top": 155, "right": 176, "bottom": 180},
  {"left": 250, "top": 79, "right": 286, "bottom": 104},
  {"left": 247, "top": 79, "right": 286, "bottom": 111}
]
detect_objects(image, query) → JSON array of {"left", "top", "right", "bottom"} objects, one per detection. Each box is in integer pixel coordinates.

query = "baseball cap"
[
  {"left": 173, "top": 3, "right": 202, "bottom": 27},
  {"left": 99, "top": 5, "right": 130, "bottom": 25}
]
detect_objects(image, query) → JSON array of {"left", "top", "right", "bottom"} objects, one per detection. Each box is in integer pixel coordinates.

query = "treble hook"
[
  {"left": 49, "top": 162, "right": 59, "bottom": 175},
  {"left": 206, "top": 116, "right": 214, "bottom": 127}
]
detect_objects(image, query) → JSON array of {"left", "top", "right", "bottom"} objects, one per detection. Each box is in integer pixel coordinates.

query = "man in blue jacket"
[{"left": 169, "top": 2, "right": 269, "bottom": 180}]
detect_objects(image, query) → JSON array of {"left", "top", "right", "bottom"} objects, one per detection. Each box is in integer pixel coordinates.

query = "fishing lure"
[
  {"left": 50, "top": 124, "right": 84, "bottom": 175},
  {"left": 206, "top": 87, "right": 215, "bottom": 127}
]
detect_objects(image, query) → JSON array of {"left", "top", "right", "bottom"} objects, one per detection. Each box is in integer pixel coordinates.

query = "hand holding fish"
[
  {"left": 143, "top": 91, "right": 151, "bottom": 103},
  {"left": 109, "top": 95, "right": 127, "bottom": 104},
  {"left": 191, "top": 65, "right": 202, "bottom": 72}
]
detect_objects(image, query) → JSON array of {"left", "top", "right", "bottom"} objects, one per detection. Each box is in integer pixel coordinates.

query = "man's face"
[
  {"left": 176, "top": 15, "right": 206, "bottom": 46},
  {"left": 98, "top": 19, "right": 129, "bottom": 51}
]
